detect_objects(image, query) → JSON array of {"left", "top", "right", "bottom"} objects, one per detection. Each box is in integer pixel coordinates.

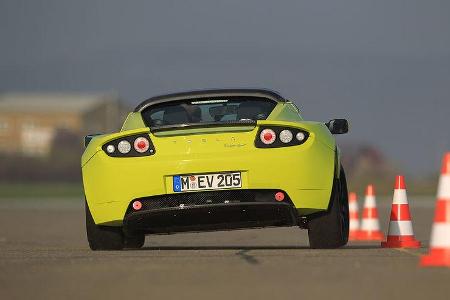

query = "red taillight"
[
  {"left": 275, "top": 192, "right": 285, "bottom": 201},
  {"left": 260, "top": 129, "right": 276, "bottom": 144},
  {"left": 134, "top": 137, "right": 150, "bottom": 153},
  {"left": 132, "top": 200, "right": 142, "bottom": 210}
]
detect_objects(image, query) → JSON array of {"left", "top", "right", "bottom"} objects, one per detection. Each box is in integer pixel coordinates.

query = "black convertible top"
[{"left": 134, "top": 88, "right": 286, "bottom": 112}]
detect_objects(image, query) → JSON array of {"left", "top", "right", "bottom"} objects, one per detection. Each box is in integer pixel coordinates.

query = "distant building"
[{"left": 0, "top": 93, "right": 128, "bottom": 156}]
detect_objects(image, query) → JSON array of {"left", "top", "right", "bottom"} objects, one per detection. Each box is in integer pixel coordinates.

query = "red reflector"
[
  {"left": 132, "top": 200, "right": 142, "bottom": 210},
  {"left": 275, "top": 192, "right": 285, "bottom": 201}
]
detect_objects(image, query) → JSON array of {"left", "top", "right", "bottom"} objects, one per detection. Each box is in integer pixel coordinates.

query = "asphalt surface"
[{"left": 1, "top": 197, "right": 449, "bottom": 300}]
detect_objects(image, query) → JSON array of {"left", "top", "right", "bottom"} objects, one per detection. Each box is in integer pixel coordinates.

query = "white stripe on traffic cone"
[
  {"left": 358, "top": 184, "right": 384, "bottom": 241},
  {"left": 381, "top": 175, "right": 420, "bottom": 248},
  {"left": 421, "top": 152, "right": 450, "bottom": 267}
]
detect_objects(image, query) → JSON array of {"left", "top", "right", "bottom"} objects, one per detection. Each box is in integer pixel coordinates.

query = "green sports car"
[{"left": 82, "top": 89, "right": 349, "bottom": 250}]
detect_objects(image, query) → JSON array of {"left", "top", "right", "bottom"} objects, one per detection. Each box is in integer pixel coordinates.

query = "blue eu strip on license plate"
[{"left": 173, "top": 175, "right": 182, "bottom": 192}]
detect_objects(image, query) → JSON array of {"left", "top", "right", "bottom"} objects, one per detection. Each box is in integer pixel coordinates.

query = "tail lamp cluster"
[
  {"left": 102, "top": 134, "right": 155, "bottom": 157},
  {"left": 255, "top": 126, "right": 309, "bottom": 148}
]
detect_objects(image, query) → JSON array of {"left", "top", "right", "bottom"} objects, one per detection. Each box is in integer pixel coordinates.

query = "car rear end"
[{"left": 82, "top": 90, "right": 337, "bottom": 235}]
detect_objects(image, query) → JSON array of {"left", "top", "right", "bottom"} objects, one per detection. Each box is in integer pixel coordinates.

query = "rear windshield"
[{"left": 141, "top": 96, "right": 277, "bottom": 127}]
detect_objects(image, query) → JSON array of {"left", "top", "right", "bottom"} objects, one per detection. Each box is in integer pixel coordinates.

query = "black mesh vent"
[{"left": 127, "top": 189, "right": 291, "bottom": 212}]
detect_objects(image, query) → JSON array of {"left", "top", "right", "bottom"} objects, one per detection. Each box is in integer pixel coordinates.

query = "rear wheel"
[
  {"left": 307, "top": 167, "right": 349, "bottom": 249},
  {"left": 85, "top": 201, "right": 125, "bottom": 250}
]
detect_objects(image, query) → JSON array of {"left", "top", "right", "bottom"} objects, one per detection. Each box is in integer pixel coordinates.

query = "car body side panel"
[
  {"left": 82, "top": 120, "right": 336, "bottom": 225},
  {"left": 267, "top": 102, "right": 304, "bottom": 122},
  {"left": 121, "top": 112, "right": 146, "bottom": 131}
]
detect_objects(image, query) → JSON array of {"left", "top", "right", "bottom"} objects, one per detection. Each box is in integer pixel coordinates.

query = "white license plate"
[{"left": 173, "top": 172, "right": 241, "bottom": 192}]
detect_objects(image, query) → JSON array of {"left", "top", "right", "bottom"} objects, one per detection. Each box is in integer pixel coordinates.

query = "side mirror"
[{"left": 326, "top": 119, "right": 349, "bottom": 134}]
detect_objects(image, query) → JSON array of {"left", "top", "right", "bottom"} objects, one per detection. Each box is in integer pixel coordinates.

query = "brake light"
[
  {"left": 134, "top": 137, "right": 150, "bottom": 153},
  {"left": 102, "top": 134, "right": 155, "bottom": 157},
  {"left": 260, "top": 129, "right": 276, "bottom": 145},
  {"left": 255, "top": 126, "right": 309, "bottom": 148}
]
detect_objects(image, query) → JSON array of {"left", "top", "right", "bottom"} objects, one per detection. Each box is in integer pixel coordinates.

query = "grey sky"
[{"left": 1, "top": 0, "right": 449, "bottom": 174}]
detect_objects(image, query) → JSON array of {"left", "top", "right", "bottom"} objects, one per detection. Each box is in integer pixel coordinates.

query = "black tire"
[
  {"left": 124, "top": 234, "right": 145, "bottom": 249},
  {"left": 307, "top": 166, "right": 349, "bottom": 249},
  {"left": 85, "top": 201, "right": 125, "bottom": 250}
]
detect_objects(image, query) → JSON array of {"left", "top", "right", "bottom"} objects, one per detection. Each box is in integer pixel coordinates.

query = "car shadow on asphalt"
[
  {"left": 134, "top": 244, "right": 381, "bottom": 251},
  {"left": 344, "top": 244, "right": 384, "bottom": 249},
  {"left": 138, "top": 245, "right": 310, "bottom": 250}
]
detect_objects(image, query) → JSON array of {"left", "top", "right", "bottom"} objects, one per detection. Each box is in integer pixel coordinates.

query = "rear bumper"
[
  {"left": 82, "top": 125, "right": 336, "bottom": 225},
  {"left": 124, "top": 202, "right": 298, "bottom": 234}
]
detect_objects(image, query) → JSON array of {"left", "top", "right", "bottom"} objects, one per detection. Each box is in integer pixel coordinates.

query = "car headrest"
[
  {"left": 237, "top": 101, "right": 261, "bottom": 120},
  {"left": 163, "top": 105, "right": 190, "bottom": 125}
]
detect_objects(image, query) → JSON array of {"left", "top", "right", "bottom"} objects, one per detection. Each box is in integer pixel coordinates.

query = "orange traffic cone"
[
  {"left": 358, "top": 184, "right": 385, "bottom": 241},
  {"left": 381, "top": 175, "right": 421, "bottom": 248},
  {"left": 421, "top": 152, "right": 450, "bottom": 267},
  {"left": 348, "top": 192, "right": 360, "bottom": 241}
]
